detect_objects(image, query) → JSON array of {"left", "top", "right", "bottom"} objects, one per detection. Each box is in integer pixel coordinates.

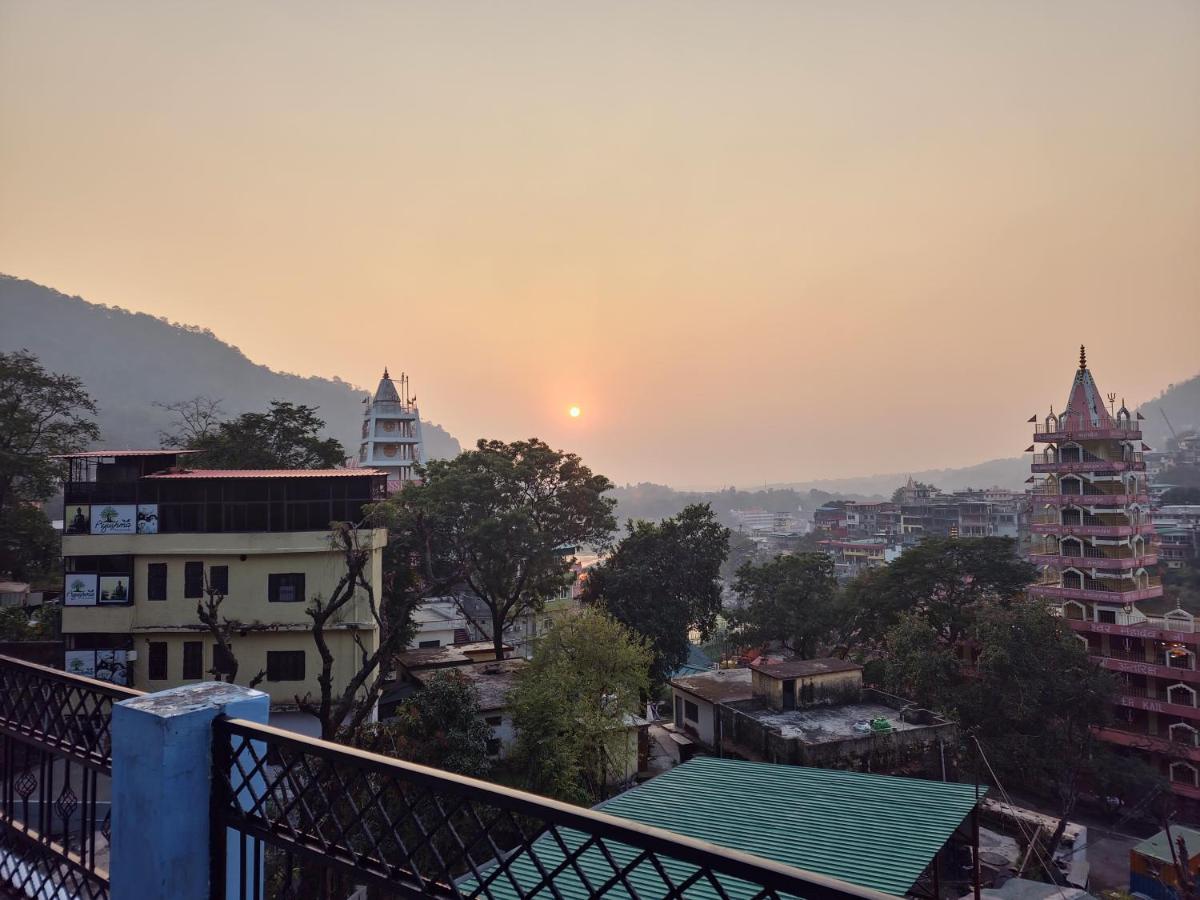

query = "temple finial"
[
  {"left": 1079, "top": 345, "right": 1087, "bottom": 371},
  {"left": 383, "top": 367, "right": 390, "bottom": 379}
]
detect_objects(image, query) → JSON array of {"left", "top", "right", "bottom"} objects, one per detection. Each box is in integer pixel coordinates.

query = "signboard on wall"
[
  {"left": 64, "top": 649, "right": 129, "bottom": 685},
  {"left": 65, "top": 505, "right": 91, "bottom": 535},
  {"left": 99, "top": 575, "right": 131, "bottom": 604},
  {"left": 136, "top": 505, "right": 159, "bottom": 534},
  {"left": 64, "top": 574, "right": 98, "bottom": 606},
  {"left": 90, "top": 505, "right": 136, "bottom": 535}
]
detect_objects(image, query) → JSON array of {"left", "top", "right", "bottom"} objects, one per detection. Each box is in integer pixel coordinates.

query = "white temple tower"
[{"left": 359, "top": 369, "right": 424, "bottom": 492}]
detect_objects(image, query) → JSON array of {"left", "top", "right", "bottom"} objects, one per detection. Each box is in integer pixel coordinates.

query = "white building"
[
  {"left": 359, "top": 369, "right": 424, "bottom": 492},
  {"left": 731, "top": 508, "right": 804, "bottom": 535},
  {"left": 669, "top": 668, "right": 753, "bottom": 747}
]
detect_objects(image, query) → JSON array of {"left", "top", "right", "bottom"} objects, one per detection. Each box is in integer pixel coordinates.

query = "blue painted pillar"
[{"left": 110, "top": 682, "right": 269, "bottom": 900}]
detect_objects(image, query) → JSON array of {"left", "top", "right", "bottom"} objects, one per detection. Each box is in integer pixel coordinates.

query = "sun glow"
[{"left": 569, "top": 406, "right": 581, "bottom": 418}]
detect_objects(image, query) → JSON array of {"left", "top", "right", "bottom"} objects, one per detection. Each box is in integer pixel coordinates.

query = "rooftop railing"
[
  {"left": 0, "top": 655, "right": 142, "bottom": 900},
  {"left": 212, "top": 717, "right": 889, "bottom": 900}
]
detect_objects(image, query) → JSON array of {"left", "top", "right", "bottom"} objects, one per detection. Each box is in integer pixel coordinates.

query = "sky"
[{"left": 2, "top": 2, "right": 1198, "bottom": 488}]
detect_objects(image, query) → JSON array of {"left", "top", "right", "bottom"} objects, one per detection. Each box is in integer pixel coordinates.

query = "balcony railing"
[
  {"left": 1034, "top": 420, "right": 1141, "bottom": 437},
  {"left": 0, "top": 655, "right": 143, "bottom": 900},
  {"left": 212, "top": 717, "right": 889, "bottom": 900}
]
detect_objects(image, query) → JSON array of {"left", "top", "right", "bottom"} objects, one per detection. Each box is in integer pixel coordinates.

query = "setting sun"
[{"left": 569, "top": 406, "right": 581, "bottom": 418}]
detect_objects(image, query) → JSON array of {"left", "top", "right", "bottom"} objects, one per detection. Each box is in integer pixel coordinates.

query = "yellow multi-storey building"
[{"left": 57, "top": 450, "right": 387, "bottom": 734}]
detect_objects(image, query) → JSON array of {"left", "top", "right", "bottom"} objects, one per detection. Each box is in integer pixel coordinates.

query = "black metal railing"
[
  {"left": 0, "top": 654, "right": 142, "bottom": 900},
  {"left": 212, "top": 717, "right": 888, "bottom": 900}
]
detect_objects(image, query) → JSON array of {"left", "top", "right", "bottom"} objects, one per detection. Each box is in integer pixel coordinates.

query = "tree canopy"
[
  {"left": 357, "top": 669, "right": 492, "bottom": 777},
  {"left": 184, "top": 400, "right": 345, "bottom": 469},
  {"left": 378, "top": 438, "right": 616, "bottom": 656},
  {"left": 731, "top": 552, "right": 839, "bottom": 659},
  {"left": 843, "top": 537, "right": 1036, "bottom": 647},
  {"left": 581, "top": 503, "right": 728, "bottom": 684},
  {"left": 509, "top": 607, "right": 651, "bottom": 805},
  {"left": 0, "top": 350, "right": 98, "bottom": 583},
  {"left": 0, "top": 349, "right": 98, "bottom": 511}
]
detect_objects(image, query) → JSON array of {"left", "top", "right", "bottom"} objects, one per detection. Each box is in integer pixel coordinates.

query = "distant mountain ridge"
[
  {"left": 760, "top": 372, "right": 1200, "bottom": 497},
  {"left": 0, "top": 274, "right": 461, "bottom": 460},
  {"left": 3, "top": 273, "right": 1194, "bottom": 497}
]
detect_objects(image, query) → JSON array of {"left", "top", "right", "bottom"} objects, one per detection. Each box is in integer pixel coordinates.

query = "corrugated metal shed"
[
  {"left": 472, "top": 757, "right": 985, "bottom": 898},
  {"left": 1133, "top": 825, "right": 1200, "bottom": 865}
]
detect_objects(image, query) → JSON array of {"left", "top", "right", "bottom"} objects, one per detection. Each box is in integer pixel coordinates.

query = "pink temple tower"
[{"left": 1029, "top": 348, "right": 1200, "bottom": 805}]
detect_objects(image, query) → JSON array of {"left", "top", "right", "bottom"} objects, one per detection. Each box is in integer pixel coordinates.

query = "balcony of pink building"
[
  {"left": 1115, "top": 685, "right": 1200, "bottom": 723},
  {"left": 1031, "top": 492, "right": 1149, "bottom": 508},
  {"left": 1067, "top": 618, "right": 1200, "bottom": 647},
  {"left": 1030, "top": 521, "right": 1156, "bottom": 538},
  {"left": 1090, "top": 653, "right": 1200, "bottom": 686},
  {"left": 1032, "top": 573, "right": 1161, "bottom": 602},
  {"left": 1094, "top": 726, "right": 1200, "bottom": 764},
  {"left": 1029, "top": 550, "right": 1159, "bottom": 570},
  {"left": 1032, "top": 425, "right": 1141, "bottom": 443},
  {"left": 1031, "top": 459, "right": 1145, "bottom": 475}
]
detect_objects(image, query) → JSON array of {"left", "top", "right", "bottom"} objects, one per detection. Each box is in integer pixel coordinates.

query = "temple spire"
[{"left": 1079, "top": 345, "right": 1087, "bottom": 371}]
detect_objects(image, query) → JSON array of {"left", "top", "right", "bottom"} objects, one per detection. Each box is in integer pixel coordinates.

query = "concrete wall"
[
  {"left": 672, "top": 687, "right": 716, "bottom": 746},
  {"left": 754, "top": 668, "right": 862, "bottom": 711},
  {"left": 716, "top": 691, "right": 956, "bottom": 777},
  {"left": 62, "top": 527, "right": 387, "bottom": 708},
  {"left": 133, "top": 627, "right": 374, "bottom": 708}
]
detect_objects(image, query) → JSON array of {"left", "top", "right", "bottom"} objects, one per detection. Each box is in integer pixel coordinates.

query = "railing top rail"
[
  {"left": 0, "top": 654, "right": 142, "bottom": 701},
  {"left": 0, "top": 653, "right": 143, "bottom": 773},
  {"left": 216, "top": 716, "right": 896, "bottom": 900}
]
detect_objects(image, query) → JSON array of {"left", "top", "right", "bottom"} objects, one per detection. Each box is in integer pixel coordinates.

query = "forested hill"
[{"left": 0, "top": 275, "right": 461, "bottom": 459}]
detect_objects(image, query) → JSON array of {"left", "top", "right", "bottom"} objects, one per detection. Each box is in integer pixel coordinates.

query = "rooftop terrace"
[{"left": 743, "top": 701, "right": 923, "bottom": 743}]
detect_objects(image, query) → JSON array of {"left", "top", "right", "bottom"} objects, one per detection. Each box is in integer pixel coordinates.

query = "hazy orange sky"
[{"left": 2, "top": 2, "right": 1198, "bottom": 487}]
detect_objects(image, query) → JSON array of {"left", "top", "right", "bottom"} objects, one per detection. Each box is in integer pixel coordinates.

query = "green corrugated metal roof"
[
  {"left": 1133, "top": 825, "right": 1200, "bottom": 864},
  {"left": 470, "top": 758, "right": 985, "bottom": 899}
]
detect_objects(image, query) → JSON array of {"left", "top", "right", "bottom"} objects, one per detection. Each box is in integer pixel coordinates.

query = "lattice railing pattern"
[
  {"left": 0, "top": 656, "right": 140, "bottom": 773},
  {"left": 0, "top": 655, "right": 141, "bottom": 900},
  {"left": 215, "top": 717, "right": 886, "bottom": 900}
]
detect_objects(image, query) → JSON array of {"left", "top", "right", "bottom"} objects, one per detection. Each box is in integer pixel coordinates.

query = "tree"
[
  {"left": 882, "top": 611, "right": 961, "bottom": 710},
  {"left": 0, "top": 350, "right": 98, "bottom": 517},
  {"left": 378, "top": 439, "right": 616, "bottom": 658},
  {"left": 881, "top": 599, "right": 1163, "bottom": 871},
  {"left": 155, "top": 395, "right": 224, "bottom": 447},
  {"left": 962, "top": 602, "right": 1126, "bottom": 860},
  {"left": 509, "top": 608, "right": 651, "bottom": 804},
  {"left": 0, "top": 604, "right": 59, "bottom": 642},
  {"left": 355, "top": 670, "right": 491, "bottom": 777},
  {"left": 843, "top": 537, "right": 1036, "bottom": 647},
  {"left": 298, "top": 523, "right": 417, "bottom": 740},
  {"left": 581, "top": 504, "right": 729, "bottom": 684},
  {"left": 0, "top": 504, "right": 60, "bottom": 584},
  {"left": 185, "top": 400, "right": 345, "bottom": 469},
  {"left": 196, "top": 574, "right": 267, "bottom": 688},
  {"left": 730, "top": 553, "right": 839, "bottom": 658}
]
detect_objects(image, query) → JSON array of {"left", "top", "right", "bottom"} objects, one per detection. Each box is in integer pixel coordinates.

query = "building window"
[
  {"left": 147, "top": 563, "right": 168, "bottom": 601},
  {"left": 267, "top": 651, "right": 305, "bottom": 682},
  {"left": 148, "top": 642, "right": 168, "bottom": 681},
  {"left": 485, "top": 716, "right": 503, "bottom": 756},
  {"left": 684, "top": 700, "right": 699, "bottom": 722},
  {"left": 418, "top": 640, "right": 441, "bottom": 649},
  {"left": 182, "top": 641, "right": 203, "bottom": 680},
  {"left": 184, "top": 562, "right": 204, "bottom": 599},
  {"left": 209, "top": 565, "right": 229, "bottom": 596},
  {"left": 268, "top": 573, "right": 305, "bottom": 603}
]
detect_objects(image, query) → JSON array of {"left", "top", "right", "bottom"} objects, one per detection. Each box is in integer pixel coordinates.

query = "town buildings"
[
  {"left": 1025, "top": 349, "right": 1200, "bottom": 806},
  {"left": 358, "top": 368, "right": 424, "bottom": 492},
  {"left": 57, "top": 449, "right": 388, "bottom": 734},
  {"left": 818, "top": 538, "right": 901, "bottom": 579},
  {"left": 669, "top": 658, "right": 955, "bottom": 776}
]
